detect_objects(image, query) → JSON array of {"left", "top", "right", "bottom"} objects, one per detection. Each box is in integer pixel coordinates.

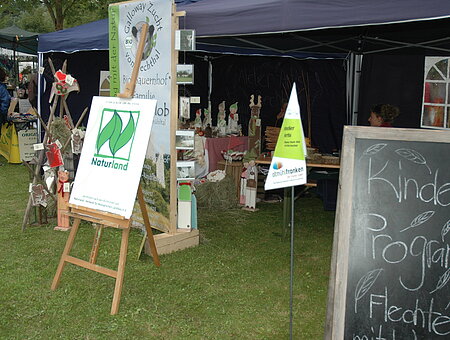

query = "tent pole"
[
  {"left": 351, "top": 53, "right": 363, "bottom": 126},
  {"left": 37, "top": 53, "right": 43, "bottom": 140},
  {"left": 345, "top": 54, "right": 353, "bottom": 125}
]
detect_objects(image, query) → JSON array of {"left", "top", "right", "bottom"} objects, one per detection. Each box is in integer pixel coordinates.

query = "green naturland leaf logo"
[{"left": 95, "top": 109, "right": 140, "bottom": 161}]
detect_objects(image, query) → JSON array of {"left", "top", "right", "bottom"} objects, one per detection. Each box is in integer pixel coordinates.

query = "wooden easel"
[{"left": 51, "top": 23, "right": 160, "bottom": 315}]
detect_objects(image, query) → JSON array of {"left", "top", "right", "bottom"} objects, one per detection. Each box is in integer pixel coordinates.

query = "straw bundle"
[{"left": 195, "top": 175, "right": 237, "bottom": 210}]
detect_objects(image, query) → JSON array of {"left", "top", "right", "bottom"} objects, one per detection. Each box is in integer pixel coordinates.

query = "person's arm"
[{"left": 0, "top": 86, "right": 11, "bottom": 116}]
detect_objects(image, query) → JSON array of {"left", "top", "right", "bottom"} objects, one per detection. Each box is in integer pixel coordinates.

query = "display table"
[
  {"left": 255, "top": 155, "right": 341, "bottom": 209},
  {"left": 217, "top": 160, "right": 243, "bottom": 201},
  {"left": 205, "top": 136, "right": 248, "bottom": 172}
]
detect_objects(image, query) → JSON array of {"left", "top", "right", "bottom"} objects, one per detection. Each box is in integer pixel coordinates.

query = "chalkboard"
[{"left": 325, "top": 126, "right": 450, "bottom": 340}]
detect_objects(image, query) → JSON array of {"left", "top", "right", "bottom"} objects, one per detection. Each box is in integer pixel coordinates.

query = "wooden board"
[
  {"left": 145, "top": 230, "right": 200, "bottom": 256},
  {"left": 325, "top": 126, "right": 450, "bottom": 339}
]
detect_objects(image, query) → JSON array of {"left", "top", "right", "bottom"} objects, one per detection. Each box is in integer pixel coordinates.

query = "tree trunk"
[{"left": 55, "top": 0, "right": 64, "bottom": 30}]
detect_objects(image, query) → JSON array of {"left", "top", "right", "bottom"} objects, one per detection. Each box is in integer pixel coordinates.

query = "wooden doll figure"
[
  {"left": 248, "top": 95, "right": 262, "bottom": 136},
  {"left": 217, "top": 101, "right": 227, "bottom": 136},
  {"left": 194, "top": 109, "right": 203, "bottom": 131},
  {"left": 228, "top": 102, "right": 239, "bottom": 134},
  {"left": 203, "top": 108, "right": 212, "bottom": 129},
  {"left": 55, "top": 170, "right": 71, "bottom": 231},
  {"left": 240, "top": 162, "right": 248, "bottom": 205},
  {"left": 245, "top": 160, "right": 257, "bottom": 209}
]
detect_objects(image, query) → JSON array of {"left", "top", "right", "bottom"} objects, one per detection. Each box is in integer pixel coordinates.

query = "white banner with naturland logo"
[
  {"left": 264, "top": 83, "right": 308, "bottom": 190},
  {"left": 70, "top": 96, "right": 156, "bottom": 218}
]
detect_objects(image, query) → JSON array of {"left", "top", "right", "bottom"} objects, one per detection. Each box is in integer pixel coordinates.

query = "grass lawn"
[{"left": 0, "top": 155, "right": 335, "bottom": 339}]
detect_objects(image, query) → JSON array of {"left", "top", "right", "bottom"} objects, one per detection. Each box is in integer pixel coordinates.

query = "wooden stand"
[
  {"left": 51, "top": 185, "right": 160, "bottom": 315},
  {"left": 51, "top": 23, "right": 160, "bottom": 315},
  {"left": 143, "top": 6, "right": 199, "bottom": 255}
]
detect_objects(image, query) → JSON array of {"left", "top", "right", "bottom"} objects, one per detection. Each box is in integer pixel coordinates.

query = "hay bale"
[{"left": 195, "top": 175, "right": 237, "bottom": 210}]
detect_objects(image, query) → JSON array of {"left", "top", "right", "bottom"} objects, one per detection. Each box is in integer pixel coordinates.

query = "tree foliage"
[{"left": 0, "top": 0, "right": 117, "bottom": 32}]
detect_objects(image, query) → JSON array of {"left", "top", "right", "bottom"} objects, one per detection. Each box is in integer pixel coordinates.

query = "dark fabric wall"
[
  {"left": 210, "top": 55, "right": 347, "bottom": 153},
  {"left": 358, "top": 55, "right": 425, "bottom": 128},
  {"left": 39, "top": 51, "right": 347, "bottom": 153}
]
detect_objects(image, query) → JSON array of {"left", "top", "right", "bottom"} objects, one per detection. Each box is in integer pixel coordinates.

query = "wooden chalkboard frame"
[{"left": 324, "top": 126, "right": 450, "bottom": 340}]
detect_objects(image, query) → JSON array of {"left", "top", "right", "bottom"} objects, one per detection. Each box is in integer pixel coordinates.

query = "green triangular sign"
[{"left": 265, "top": 83, "right": 307, "bottom": 190}]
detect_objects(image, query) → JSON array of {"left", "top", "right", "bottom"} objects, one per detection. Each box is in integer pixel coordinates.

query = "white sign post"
[
  {"left": 265, "top": 83, "right": 307, "bottom": 340},
  {"left": 70, "top": 96, "right": 156, "bottom": 218}
]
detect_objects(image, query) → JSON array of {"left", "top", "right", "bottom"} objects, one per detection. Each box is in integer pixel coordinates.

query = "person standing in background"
[
  {"left": 0, "top": 68, "right": 11, "bottom": 126},
  {"left": 368, "top": 104, "right": 400, "bottom": 127}
]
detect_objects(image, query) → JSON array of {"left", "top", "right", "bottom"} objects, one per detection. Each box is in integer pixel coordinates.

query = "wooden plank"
[
  {"left": 117, "top": 23, "right": 148, "bottom": 98},
  {"left": 137, "top": 184, "right": 161, "bottom": 267},
  {"left": 65, "top": 212, "right": 124, "bottom": 229},
  {"left": 150, "top": 230, "right": 199, "bottom": 255},
  {"left": 169, "top": 3, "right": 181, "bottom": 234},
  {"left": 111, "top": 226, "right": 130, "bottom": 315},
  {"left": 51, "top": 218, "right": 81, "bottom": 290},
  {"left": 89, "top": 224, "right": 103, "bottom": 264},
  {"left": 68, "top": 203, "right": 126, "bottom": 220},
  {"left": 65, "top": 255, "right": 117, "bottom": 278}
]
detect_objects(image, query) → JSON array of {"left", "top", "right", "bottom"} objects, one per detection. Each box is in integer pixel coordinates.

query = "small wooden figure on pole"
[{"left": 55, "top": 170, "right": 70, "bottom": 231}]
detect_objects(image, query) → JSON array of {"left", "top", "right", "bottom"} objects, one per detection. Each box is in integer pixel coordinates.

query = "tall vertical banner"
[
  {"left": 109, "top": 0, "right": 172, "bottom": 230},
  {"left": 265, "top": 83, "right": 307, "bottom": 190}
]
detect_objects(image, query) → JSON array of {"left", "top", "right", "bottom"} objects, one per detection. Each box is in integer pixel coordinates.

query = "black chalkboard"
[{"left": 325, "top": 126, "right": 450, "bottom": 340}]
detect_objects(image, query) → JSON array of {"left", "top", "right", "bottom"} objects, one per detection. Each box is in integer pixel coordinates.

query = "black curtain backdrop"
[
  {"left": 358, "top": 54, "right": 425, "bottom": 128},
  {"left": 39, "top": 51, "right": 347, "bottom": 153},
  {"left": 210, "top": 55, "right": 346, "bottom": 153}
]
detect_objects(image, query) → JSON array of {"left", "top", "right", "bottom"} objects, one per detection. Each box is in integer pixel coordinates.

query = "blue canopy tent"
[
  {"left": 38, "top": 19, "right": 109, "bottom": 53},
  {"left": 37, "top": 1, "right": 450, "bottom": 150},
  {"left": 37, "top": 19, "right": 110, "bottom": 128},
  {"left": 176, "top": 0, "right": 450, "bottom": 56},
  {"left": 0, "top": 25, "right": 38, "bottom": 83},
  {"left": 175, "top": 0, "right": 450, "bottom": 128}
]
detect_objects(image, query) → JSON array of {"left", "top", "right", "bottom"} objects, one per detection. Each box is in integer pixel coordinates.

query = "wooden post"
[
  {"left": 89, "top": 224, "right": 103, "bottom": 264},
  {"left": 51, "top": 217, "right": 81, "bottom": 290}
]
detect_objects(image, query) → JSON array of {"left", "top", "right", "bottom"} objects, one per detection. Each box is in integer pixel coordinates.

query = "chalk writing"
[{"left": 343, "top": 138, "right": 450, "bottom": 339}]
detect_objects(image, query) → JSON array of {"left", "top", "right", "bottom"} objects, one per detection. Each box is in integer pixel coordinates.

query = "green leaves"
[
  {"left": 108, "top": 111, "right": 123, "bottom": 155},
  {"left": 96, "top": 110, "right": 136, "bottom": 157},
  {"left": 112, "top": 112, "right": 135, "bottom": 155}
]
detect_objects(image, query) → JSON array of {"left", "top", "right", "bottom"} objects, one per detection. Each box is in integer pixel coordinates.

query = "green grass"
[{"left": 0, "top": 155, "right": 335, "bottom": 339}]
